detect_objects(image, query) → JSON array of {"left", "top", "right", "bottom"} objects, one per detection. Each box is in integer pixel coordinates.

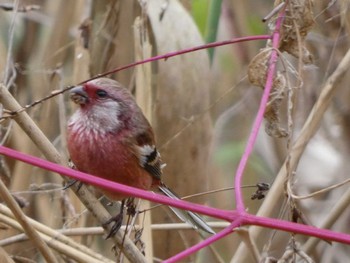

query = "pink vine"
[
  {"left": 234, "top": 2, "right": 284, "bottom": 213},
  {"left": 1, "top": 6, "right": 350, "bottom": 263}
]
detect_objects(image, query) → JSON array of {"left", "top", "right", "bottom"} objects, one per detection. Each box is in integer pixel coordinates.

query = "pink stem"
[
  {"left": 2, "top": 10, "right": 350, "bottom": 261},
  {"left": 82, "top": 35, "right": 271, "bottom": 84},
  {"left": 244, "top": 213, "right": 350, "bottom": 245},
  {"left": 234, "top": 12, "right": 284, "bottom": 212},
  {"left": 164, "top": 220, "right": 241, "bottom": 263},
  {"left": 0, "top": 145, "right": 234, "bottom": 221},
  {"left": 2, "top": 147, "right": 350, "bottom": 252}
]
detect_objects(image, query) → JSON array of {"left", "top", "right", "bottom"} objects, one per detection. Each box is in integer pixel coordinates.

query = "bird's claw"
[
  {"left": 103, "top": 213, "right": 124, "bottom": 239},
  {"left": 63, "top": 179, "right": 83, "bottom": 192},
  {"left": 103, "top": 200, "right": 125, "bottom": 239}
]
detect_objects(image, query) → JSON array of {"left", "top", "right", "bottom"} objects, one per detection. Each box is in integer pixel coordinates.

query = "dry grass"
[{"left": 0, "top": 1, "right": 350, "bottom": 262}]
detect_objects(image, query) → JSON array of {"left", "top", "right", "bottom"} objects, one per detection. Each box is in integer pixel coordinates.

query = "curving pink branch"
[
  {"left": 80, "top": 35, "right": 271, "bottom": 85},
  {"left": 1, "top": 145, "right": 350, "bottom": 250},
  {"left": 0, "top": 146, "right": 233, "bottom": 221},
  {"left": 164, "top": 220, "right": 240, "bottom": 263},
  {"left": 2, "top": 10, "right": 350, "bottom": 262},
  {"left": 234, "top": 10, "right": 284, "bottom": 213}
]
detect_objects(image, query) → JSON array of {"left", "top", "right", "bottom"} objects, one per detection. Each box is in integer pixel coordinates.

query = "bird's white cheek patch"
[
  {"left": 68, "top": 100, "right": 122, "bottom": 135},
  {"left": 138, "top": 145, "right": 157, "bottom": 167}
]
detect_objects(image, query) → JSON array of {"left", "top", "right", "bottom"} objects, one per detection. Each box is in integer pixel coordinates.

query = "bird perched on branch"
[{"left": 66, "top": 78, "right": 214, "bottom": 235}]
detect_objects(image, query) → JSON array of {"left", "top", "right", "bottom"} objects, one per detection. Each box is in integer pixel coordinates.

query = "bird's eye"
[{"left": 96, "top": 89, "right": 108, "bottom": 98}]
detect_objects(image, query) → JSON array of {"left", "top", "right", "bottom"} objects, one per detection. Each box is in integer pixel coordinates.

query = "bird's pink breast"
[{"left": 67, "top": 123, "right": 153, "bottom": 200}]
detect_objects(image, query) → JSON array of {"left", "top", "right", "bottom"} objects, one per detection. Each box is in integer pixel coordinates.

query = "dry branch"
[
  {"left": 0, "top": 204, "right": 113, "bottom": 263},
  {"left": 0, "top": 213, "right": 110, "bottom": 263}
]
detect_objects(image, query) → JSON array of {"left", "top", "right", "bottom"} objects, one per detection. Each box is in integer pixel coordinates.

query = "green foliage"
[{"left": 191, "top": 0, "right": 210, "bottom": 36}]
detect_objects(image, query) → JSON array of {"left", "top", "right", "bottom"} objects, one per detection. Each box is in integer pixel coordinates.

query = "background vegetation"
[{"left": 0, "top": 0, "right": 349, "bottom": 262}]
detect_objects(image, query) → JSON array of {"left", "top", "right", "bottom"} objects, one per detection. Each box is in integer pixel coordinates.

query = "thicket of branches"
[{"left": 0, "top": 0, "right": 350, "bottom": 262}]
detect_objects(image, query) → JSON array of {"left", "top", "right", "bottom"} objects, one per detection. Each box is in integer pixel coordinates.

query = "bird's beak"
[{"left": 70, "top": 86, "right": 89, "bottom": 105}]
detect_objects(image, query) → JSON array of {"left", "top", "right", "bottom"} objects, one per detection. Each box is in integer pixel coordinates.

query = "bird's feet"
[
  {"left": 103, "top": 199, "right": 125, "bottom": 239},
  {"left": 63, "top": 179, "right": 83, "bottom": 191},
  {"left": 125, "top": 198, "right": 136, "bottom": 217},
  {"left": 103, "top": 198, "right": 137, "bottom": 239},
  {"left": 103, "top": 212, "right": 124, "bottom": 239}
]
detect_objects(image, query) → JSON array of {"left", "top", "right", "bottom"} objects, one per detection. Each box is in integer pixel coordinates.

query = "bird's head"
[
  {"left": 70, "top": 78, "right": 136, "bottom": 110},
  {"left": 69, "top": 78, "right": 139, "bottom": 133}
]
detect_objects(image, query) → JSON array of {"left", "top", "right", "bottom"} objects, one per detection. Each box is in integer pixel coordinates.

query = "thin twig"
[
  {"left": 0, "top": 36, "right": 270, "bottom": 122},
  {"left": 0, "top": 222, "right": 231, "bottom": 248},
  {"left": 289, "top": 178, "right": 350, "bottom": 200}
]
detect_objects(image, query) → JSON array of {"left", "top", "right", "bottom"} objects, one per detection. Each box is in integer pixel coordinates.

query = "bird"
[{"left": 66, "top": 77, "right": 214, "bottom": 235}]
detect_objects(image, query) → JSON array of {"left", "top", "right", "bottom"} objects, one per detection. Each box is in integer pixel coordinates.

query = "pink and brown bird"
[{"left": 66, "top": 78, "right": 214, "bottom": 235}]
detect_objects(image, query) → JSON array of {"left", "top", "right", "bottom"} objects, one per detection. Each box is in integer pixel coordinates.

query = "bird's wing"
[
  {"left": 129, "top": 131, "right": 215, "bottom": 234},
  {"left": 128, "top": 131, "right": 163, "bottom": 180}
]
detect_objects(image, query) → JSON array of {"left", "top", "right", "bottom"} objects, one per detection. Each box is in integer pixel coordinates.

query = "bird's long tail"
[{"left": 158, "top": 183, "right": 215, "bottom": 234}]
